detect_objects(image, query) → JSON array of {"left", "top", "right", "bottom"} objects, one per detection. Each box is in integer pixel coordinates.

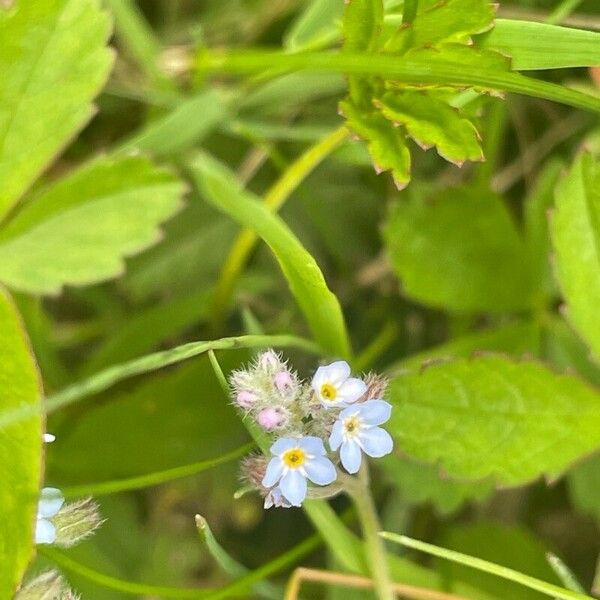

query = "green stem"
[
  {"left": 402, "top": 0, "right": 419, "bottom": 24},
  {"left": 347, "top": 467, "right": 394, "bottom": 600},
  {"left": 210, "top": 125, "right": 349, "bottom": 330}
]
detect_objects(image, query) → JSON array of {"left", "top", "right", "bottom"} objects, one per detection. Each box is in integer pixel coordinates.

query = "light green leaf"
[
  {"left": 340, "top": 99, "right": 411, "bottom": 188},
  {"left": 0, "top": 0, "right": 114, "bottom": 220},
  {"left": 385, "top": 0, "right": 495, "bottom": 53},
  {"left": 0, "top": 156, "right": 185, "bottom": 295},
  {"left": 284, "top": 0, "right": 344, "bottom": 50},
  {"left": 343, "top": 0, "right": 384, "bottom": 52},
  {"left": 0, "top": 287, "right": 42, "bottom": 596},
  {"left": 191, "top": 152, "right": 351, "bottom": 358},
  {"left": 388, "top": 354, "right": 600, "bottom": 485},
  {"left": 377, "top": 91, "right": 483, "bottom": 165},
  {"left": 381, "top": 455, "right": 493, "bottom": 515},
  {"left": 551, "top": 153, "right": 600, "bottom": 361},
  {"left": 384, "top": 187, "right": 533, "bottom": 312},
  {"left": 480, "top": 19, "right": 600, "bottom": 70},
  {"left": 568, "top": 453, "right": 600, "bottom": 523}
]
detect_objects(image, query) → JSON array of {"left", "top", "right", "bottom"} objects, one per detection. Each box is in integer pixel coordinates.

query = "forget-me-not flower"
[
  {"left": 262, "top": 436, "right": 337, "bottom": 506},
  {"left": 311, "top": 361, "right": 366, "bottom": 408},
  {"left": 329, "top": 400, "right": 393, "bottom": 474},
  {"left": 35, "top": 487, "right": 64, "bottom": 545}
]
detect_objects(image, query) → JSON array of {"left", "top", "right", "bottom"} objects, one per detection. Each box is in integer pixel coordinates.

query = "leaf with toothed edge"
[
  {"left": 0, "top": 156, "right": 186, "bottom": 295},
  {"left": 388, "top": 354, "right": 600, "bottom": 486}
]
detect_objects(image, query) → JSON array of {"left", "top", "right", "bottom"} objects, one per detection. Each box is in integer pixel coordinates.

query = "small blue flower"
[
  {"left": 262, "top": 436, "right": 337, "bottom": 506},
  {"left": 329, "top": 400, "right": 393, "bottom": 474},
  {"left": 311, "top": 361, "right": 366, "bottom": 408},
  {"left": 35, "top": 487, "right": 64, "bottom": 545}
]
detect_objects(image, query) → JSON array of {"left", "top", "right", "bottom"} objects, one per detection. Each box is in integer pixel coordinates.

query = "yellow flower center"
[
  {"left": 282, "top": 448, "right": 306, "bottom": 468},
  {"left": 320, "top": 383, "right": 338, "bottom": 402},
  {"left": 344, "top": 416, "right": 360, "bottom": 436}
]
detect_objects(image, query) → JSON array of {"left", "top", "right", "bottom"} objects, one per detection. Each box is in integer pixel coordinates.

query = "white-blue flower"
[
  {"left": 35, "top": 487, "right": 64, "bottom": 545},
  {"left": 311, "top": 361, "right": 366, "bottom": 408},
  {"left": 262, "top": 436, "right": 337, "bottom": 506},
  {"left": 329, "top": 400, "right": 393, "bottom": 474}
]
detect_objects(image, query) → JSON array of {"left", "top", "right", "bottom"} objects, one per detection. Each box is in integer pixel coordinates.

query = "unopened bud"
[
  {"left": 241, "top": 454, "right": 268, "bottom": 488},
  {"left": 257, "top": 407, "right": 285, "bottom": 431},
  {"left": 258, "top": 350, "right": 281, "bottom": 372},
  {"left": 273, "top": 371, "right": 294, "bottom": 393},
  {"left": 53, "top": 498, "right": 103, "bottom": 548},
  {"left": 363, "top": 373, "right": 389, "bottom": 402},
  {"left": 236, "top": 390, "right": 257, "bottom": 409}
]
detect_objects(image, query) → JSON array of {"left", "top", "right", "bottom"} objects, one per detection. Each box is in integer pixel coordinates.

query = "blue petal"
[
  {"left": 35, "top": 518, "right": 56, "bottom": 545},
  {"left": 337, "top": 378, "right": 367, "bottom": 404},
  {"left": 360, "top": 427, "right": 393, "bottom": 458},
  {"left": 280, "top": 470, "right": 307, "bottom": 506},
  {"left": 271, "top": 437, "right": 297, "bottom": 456},
  {"left": 262, "top": 457, "right": 284, "bottom": 487},
  {"left": 305, "top": 456, "right": 337, "bottom": 485},
  {"left": 339, "top": 405, "right": 360, "bottom": 420},
  {"left": 298, "top": 436, "right": 326, "bottom": 456},
  {"left": 340, "top": 440, "right": 362, "bottom": 474},
  {"left": 358, "top": 400, "right": 392, "bottom": 426},
  {"left": 329, "top": 420, "right": 344, "bottom": 450},
  {"left": 312, "top": 361, "right": 351, "bottom": 388},
  {"left": 38, "top": 487, "right": 64, "bottom": 518}
]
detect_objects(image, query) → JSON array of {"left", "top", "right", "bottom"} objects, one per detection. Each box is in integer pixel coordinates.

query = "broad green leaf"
[
  {"left": 480, "top": 19, "right": 600, "bottom": 71},
  {"left": 0, "top": 0, "right": 114, "bottom": 220},
  {"left": 388, "top": 355, "right": 600, "bottom": 485},
  {"left": 381, "top": 455, "right": 493, "bottom": 515},
  {"left": 377, "top": 91, "right": 483, "bottom": 165},
  {"left": 340, "top": 99, "right": 411, "bottom": 188},
  {"left": 385, "top": 0, "right": 495, "bottom": 53},
  {"left": 0, "top": 156, "right": 185, "bottom": 295},
  {"left": 384, "top": 187, "right": 533, "bottom": 312},
  {"left": 191, "top": 152, "right": 351, "bottom": 358},
  {"left": 436, "top": 523, "right": 563, "bottom": 600},
  {"left": 343, "top": 0, "right": 383, "bottom": 52},
  {"left": 568, "top": 453, "right": 600, "bottom": 523},
  {"left": 551, "top": 153, "right": 600, "bottom": 361},
  {"left": 0, "top": 287, "right": 42, "bottom": 596}
]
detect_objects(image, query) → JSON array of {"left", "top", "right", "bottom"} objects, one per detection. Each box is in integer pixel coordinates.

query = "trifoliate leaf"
[
  {"left": 340, "top": 99, "right": 411, "bottom": 189},
  {"left": 388, "top": 355, "right": 600, "bottom": 485},
  {"left": 377, "top": 91, "right": 483, "bottom": 165},
  {"left": 0, "top": 156, "right": 185, "bottom": 295},
  {"left": 0, "top": 0, "right": 114, "bottom": 221}
]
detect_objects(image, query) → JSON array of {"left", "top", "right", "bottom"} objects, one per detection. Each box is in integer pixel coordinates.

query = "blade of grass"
[
  {"left": 195, "top": 49, "right": 600, "bottom": 113},
  {"left": 380, "top": 533, "right": 596, "bottom": 600}
]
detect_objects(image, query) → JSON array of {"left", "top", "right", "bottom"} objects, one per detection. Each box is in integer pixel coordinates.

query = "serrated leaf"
[
  {"left": 381, "top": 455, "right": 493, "bottom": 515},
  {"left": 340, "top": 99, "right": 411, "bottom": 188},
  {"left": 384, "top": 187, "right": 534, "bottom": 312},
  {"left": 343, "top": 0, "right": 384, "bottom": 52},
  {"left": 551, "top": 153, "right": 600, "bottom": 362},
  {"left": 385, "top": 0, "right": 495, "bottom": 53},
  {"left": 0, "top": 0, "right": 114, "bottom": 221},
  {"left": 388, "top": 355, "right": 600, "bottom": 485},
  {"left": 0, "top": 287, "right": 42, "bottom": 596},
  {"left": 0, "top": 156, "right": 185, "bottom": 295},
  {"left": 377, "top": 91, "right": 483, "bottom": 164}
]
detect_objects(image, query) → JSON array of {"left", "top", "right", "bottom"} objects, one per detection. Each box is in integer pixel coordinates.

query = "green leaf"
[
  {"left": 479, "top": 19, "right": 600, "bottom": 70},
  {"left": 0, "top": 156, "right": 185, "bottom": 295},
  {"left": 343, "top": 0, "right": 384, "bottom": 52},
  {"left": 436, "top": 524, "right": 563, "bottom": 600},
  {"left": 385, "top": 0, "right": 495, "bottom": 53},
  {"left": 0, "top": 287, "right": 42, "bottom": 596},
  {"left": 384, "top": 187, "right": 533, "bottom": 312},
  {"left": 388, "top": 354, "right": 600, "bottom": 485},
  {"left": 0, "top": 0, "right": 114, "bottom": 220},
  {"left": 551, "top": 153, "right": 600, "bottom": 361},
  {"left": 191, "top": 152, "right": 351, "bottom": 358},
  {"left": 568, "top": 453, "right": 600, "bottom": 524},
  {"left": 377, "top": 91, "right": 483, "bottom": 165},
  {"left": 381, "top": 455, "right": 493, "bottom": 515},
  {"left": 340, "top": 99, "right": 411, "bottom": 188},
  {"left": 284, "top": 0, "right": 344, "bottom": 50}
]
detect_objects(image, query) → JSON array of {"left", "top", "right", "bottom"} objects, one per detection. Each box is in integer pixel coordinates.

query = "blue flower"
[
  {"left": 262, "top": 436, "right": 337, "bottom": 506},
  {"left": 329, "top": 400, "right": 393, "bottom": 474},
  {"left": 311, "top": 361, "right": 366, "bottom": 408},
  {"left": 35, "top": 487, "right": 64, "bottom": 545}
]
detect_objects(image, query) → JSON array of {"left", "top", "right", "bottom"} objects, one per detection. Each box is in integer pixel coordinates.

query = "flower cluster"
[{"left": 232, "top": 352, "right": 393, "bottom": 508}]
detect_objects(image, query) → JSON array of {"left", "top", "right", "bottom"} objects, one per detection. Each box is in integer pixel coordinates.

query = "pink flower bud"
[
  {"left": 274, "top": 371, "right": 294, "bottom": 392},
  {"left": 258, "top": 350, "right": 280, "bottom": 370},
  {"left": 257, "top": 408, "right": 284, "bottom": 431},
  {"left": 236, "top": 390, "right": 257, "bottom": 409}
]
